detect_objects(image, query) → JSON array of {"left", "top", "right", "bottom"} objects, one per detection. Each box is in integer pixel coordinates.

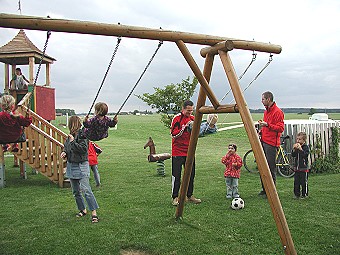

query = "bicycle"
[{"left": 243, "top": 135, "right": 295, "bottom": 178}]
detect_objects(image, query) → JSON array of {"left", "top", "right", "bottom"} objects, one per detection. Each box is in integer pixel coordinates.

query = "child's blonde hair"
[
  {"left": 0, "top": 95, "right": 16, "bottom": 112},
  {"left": 68, "top": 115, "right": 82, "bottom": 135},
  {"left": 94, "top": 102, "right": 108, "bottom": 116},
  {"left": 297, "top": 131, "right": 307, "bottom": 141},
  {"left": 207, "top": 114, "right": 218, "bottom": 125}
]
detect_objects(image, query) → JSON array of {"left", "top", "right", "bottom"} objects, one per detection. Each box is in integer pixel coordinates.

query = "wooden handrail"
[
  {"left": 19, "top": 105, "right": 68, "bottom": 140},
  {"left": 29, "top": 124, "right": 64, "bottom": 148}
]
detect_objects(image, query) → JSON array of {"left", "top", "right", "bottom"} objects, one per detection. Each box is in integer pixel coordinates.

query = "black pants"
[
  {"left": 261, "top": 142, "right": 277, "bottom": 191},
  {"left": 294, "top": 171, "right": 308, "bottom": 197},
  {"left": 171, "top": 156, "right": 195, "bottom": 199}
]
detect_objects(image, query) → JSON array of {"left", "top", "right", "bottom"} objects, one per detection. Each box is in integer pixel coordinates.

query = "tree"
[
  {"left": 56, "top": 108, "right": 76, "bottom": 116},
  {"left": 136, "top": 76, "right": 198, "bottom": 127},
  {"left": 308, "top": 108, "right": 316, "bottom": 115}
]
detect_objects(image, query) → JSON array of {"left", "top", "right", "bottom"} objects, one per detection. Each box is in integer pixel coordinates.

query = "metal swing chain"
[
  {"left": 219, "top": 51, "right": 257, "bottom": 103},
  {"left": 219, "top": 53, "right": 274, "bottom": 125},
  {"left": 26, "top": 30, "right": 51, "bottom": 116},
  {"left": 113, "top": 40, "right": 163, "bottom": 118},
  {"left": 87, "top": 36, "right": 122, "bottom": 116},
  {"left": 242, "top": 53, "right": 273, "bottom": 93}
]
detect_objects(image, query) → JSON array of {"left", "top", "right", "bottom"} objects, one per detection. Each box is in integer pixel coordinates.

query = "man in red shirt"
[
  {"left": 170, "top": 100, "right": 201, "bottom": 206},
  {"left": 258, "top": 91, "right": 284, "bottom": 196}
]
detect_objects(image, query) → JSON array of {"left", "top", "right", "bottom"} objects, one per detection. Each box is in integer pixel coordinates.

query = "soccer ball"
[{"left": 231, "top": 197, "right": 245, "bottom": 210}]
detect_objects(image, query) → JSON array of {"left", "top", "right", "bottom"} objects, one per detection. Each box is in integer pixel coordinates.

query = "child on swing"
[
  {"left": 83, "top": 102, "right": 118, "bottom": 141},
  {"left": 0, "top": 95, "right": 32, "bottom": 152},
  {"left": 88, "top": 141, "right": 102, "bottom": 187}
]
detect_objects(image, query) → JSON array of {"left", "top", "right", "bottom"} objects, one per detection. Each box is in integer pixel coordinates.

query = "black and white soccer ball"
[{"left": 231, "top": 197, "right": 245, "bottom": 210}]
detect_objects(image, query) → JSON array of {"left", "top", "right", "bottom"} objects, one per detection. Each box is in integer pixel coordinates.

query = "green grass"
[{"left": 1, "top": 114, "right": 339, "bottom": 255}]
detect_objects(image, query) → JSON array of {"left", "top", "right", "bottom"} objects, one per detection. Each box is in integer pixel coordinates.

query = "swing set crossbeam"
[{"left": 0, "top": 13, "right": 281, "bottom": 51}]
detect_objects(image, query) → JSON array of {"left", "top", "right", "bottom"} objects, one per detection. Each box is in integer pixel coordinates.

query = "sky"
[{"left": 0, "top": 0, "right": 340, "bottom": 114}]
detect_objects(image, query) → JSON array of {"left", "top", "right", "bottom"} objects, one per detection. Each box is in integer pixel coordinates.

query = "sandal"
[
  {"left": 76, "top": 210, "right": 87, "bottom": 217},
  {"left": 91, "top": 215, "right": 99, "bottom": 223}
]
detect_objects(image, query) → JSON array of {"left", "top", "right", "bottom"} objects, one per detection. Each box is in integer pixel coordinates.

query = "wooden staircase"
[{"left": 5, "top": 93, "right": 68, "bottom": 187}]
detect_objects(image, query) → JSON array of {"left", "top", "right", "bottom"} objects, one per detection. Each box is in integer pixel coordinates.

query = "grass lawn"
[{"left": 0, "top": 113, "right": 339, "bottom": 255}]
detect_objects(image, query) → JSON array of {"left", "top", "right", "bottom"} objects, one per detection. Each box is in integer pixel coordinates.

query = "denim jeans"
[
  {"left": 226, "top": 177, "right": 239, "bottom": 198},
  {"left": 90, "top": 164, "right": 101, "bottom": 186},
  {"left": 70, "top": 177, "right": 99, "bottom": 211}
]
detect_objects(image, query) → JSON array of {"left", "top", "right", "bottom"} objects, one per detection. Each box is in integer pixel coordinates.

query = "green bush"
[{"left": 311, "top": 127, "right": 340, "bottom": 174}]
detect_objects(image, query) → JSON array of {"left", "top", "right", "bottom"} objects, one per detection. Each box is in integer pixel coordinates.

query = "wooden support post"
[
  {"left": 218, "top": 50, "right": 296, "bottom": 255},
  {"left": 176, "top": 40, "right": 220, "bottom": 109},
  {"left": 200, "top": 40, "right": 282, "bottom": 57},
  {"left": 199, "top": 104, "right": 238, "bottom": 114},
  {"left": 4, "top": 64, "right": 10, "bottom": 91},
  {"left": 19, "top": 160, "right": 27, "bottom": 179},
  {"left": 176, "top": 53, "right": 215, "bottom": 218},
  {"left": 0, "top": 149, "right": 5, "bottom": 188}
]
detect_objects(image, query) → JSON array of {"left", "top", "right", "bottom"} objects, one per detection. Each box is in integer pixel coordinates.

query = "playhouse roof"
[{"left": 0, "top": 29, "right": 56, "bottom": 65}]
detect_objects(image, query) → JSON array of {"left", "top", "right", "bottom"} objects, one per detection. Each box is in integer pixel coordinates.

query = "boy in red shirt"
[{"left": 88, "top": 141, "right": 102, "bottom": 187}]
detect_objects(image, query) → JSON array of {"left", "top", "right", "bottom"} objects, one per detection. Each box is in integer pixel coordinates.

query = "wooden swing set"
[{"left": 0, "top": 13, "right": 296, "bottom": 255}]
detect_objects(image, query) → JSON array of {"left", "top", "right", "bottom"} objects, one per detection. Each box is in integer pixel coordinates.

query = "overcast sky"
[{"left": 1, "top": 0, "right": 340, "bottom": 114}]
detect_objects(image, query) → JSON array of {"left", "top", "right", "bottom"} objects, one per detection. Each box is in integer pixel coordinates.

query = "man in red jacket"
[
  {"left": 170, "top": 100, "right": 201, "bottom": 206},
  {"left": 258, "top": 91, "right": 284, "bottom": 196}
]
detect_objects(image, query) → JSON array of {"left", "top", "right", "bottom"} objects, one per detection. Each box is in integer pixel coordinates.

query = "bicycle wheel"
[
  {"left": 243, "top": 150, "right": 258, "bottom": 173},
  {"left": 276, "top": 153, "right": 295, "bottom": 178}
]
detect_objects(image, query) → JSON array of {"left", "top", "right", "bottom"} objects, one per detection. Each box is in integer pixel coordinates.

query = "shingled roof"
[{"left": 0, "top": 29, "right": 56, "bottom": 65}]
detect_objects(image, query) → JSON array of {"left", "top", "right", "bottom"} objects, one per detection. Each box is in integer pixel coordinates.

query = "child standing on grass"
[
  {"left": 292, "top": 131, "right": 310, "bottom": 199},
  {"left": 61, "top": 116, "right": 99, "bottom": 223},
  {"left": 88, "top": 141, "right": 102, "bottom": 187},
  {"left": 0, "top": 95, "right": 31, "bottom": 152},
  {"left": 83, "top": 102, "right": 118, "bottom": 141},
  {"left": 221, "top": 143, "right": 243, "bottom": 199}
]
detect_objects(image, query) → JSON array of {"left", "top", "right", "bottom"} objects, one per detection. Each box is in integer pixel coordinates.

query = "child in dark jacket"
[
  {"left": 61, "top": 116, "right": 99, "bottom": 223},
  {"left": 292, "top": 132, "right": 310, "bottom": 199}
]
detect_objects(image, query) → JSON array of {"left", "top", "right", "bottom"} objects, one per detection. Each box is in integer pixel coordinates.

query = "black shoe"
[{"left": 258, "top": 190, "right": 266, "bottom": 196}]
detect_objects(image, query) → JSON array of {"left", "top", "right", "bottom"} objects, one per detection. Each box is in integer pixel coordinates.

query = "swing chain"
[
  {"left": 87, "top": 36, "right": 122, "bottom": 116},
  {"left": 25, "top": 29, "right": 51, "bottom": 117},
  {"left": 243, "top": 53, "right": 273, "bottom": 92},
  {"left": 114, "top": 40, "right": 163, "bottom": 118},
  {"left": 219, "top": 50, "right": 257, "bottom": 103}
]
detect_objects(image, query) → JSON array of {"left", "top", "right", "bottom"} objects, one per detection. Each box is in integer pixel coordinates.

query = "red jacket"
[
  {"left": 0, "top": 111, "right": 32, "bottom": 142},
  {"left": 170, "top": 112, "right": 194, "bottom": 156},
  {"left": 222, "top": 153, "right": 243, "bottom": 178},
  {"left": 261, "top": 102, "right": 284, "bottom": 147},
  {"left": 88, "top": 141, "right": 101, "bottom": 166}
]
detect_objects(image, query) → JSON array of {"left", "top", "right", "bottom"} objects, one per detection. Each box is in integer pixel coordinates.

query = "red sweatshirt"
[
  {"left": 0, "top": 111, "right": 32, "bottom": 142},
  {"left": 261, "top": 102, "right": 284, "bottom": 147},
  {"left": 221, "top": 153, "right": 243, "bottom": 178},
  {"left": 170, "top": 112, "right": 194, "bottom": 156},
  {"left": 88, "top": 141, "right": 102, "bottom": 166}
]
